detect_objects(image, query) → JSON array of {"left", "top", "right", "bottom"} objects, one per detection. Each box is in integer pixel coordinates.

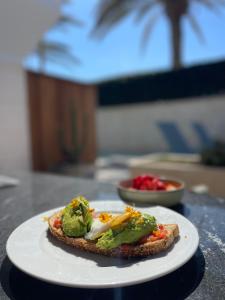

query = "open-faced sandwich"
[{"left": 48, "top": 196, "right": 179, "bottom": 258}]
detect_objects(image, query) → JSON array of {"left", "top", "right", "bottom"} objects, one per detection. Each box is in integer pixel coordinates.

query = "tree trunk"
[{"left": 169, "top": 16, "right": 182, "bottom": 70}]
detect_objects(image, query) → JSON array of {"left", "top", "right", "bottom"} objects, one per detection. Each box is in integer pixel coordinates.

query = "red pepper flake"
[
  {"left": 53, "top": 218, "right": 62, "bottom": 229},
  {"left": 138, "top": 227, "right": 168, "bottom": 244},
  {"left": 159, "top": 231, "right": 167, "bottom": 239},
  {"left": 154, "top": 229, "right": 168, "bottom": 238}
]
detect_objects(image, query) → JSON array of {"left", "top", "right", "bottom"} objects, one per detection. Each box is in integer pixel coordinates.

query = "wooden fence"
[{"left": 26, "top": 72, "right": 97, "bottom": 171}]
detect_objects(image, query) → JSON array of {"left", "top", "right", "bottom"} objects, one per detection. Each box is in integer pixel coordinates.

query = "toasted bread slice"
[{"left": 48, "top": 211, "right": 179, "bottom": 258}]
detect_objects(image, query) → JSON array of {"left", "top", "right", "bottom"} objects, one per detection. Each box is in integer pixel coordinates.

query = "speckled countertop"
[{"left": 0, "top": 171, "right": 224, "bottom": 300}]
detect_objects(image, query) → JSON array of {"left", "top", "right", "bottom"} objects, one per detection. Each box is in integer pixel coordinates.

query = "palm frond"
[
  {"left": 36, "top": 40, "right": 80, "bottom": 71},
  {"left": 141, "top": 13, "right": 161, "bottom": 50},
  {"left": 135, "top": 1, "right": 158, "bottom": 23},
  {"left": 37, "top": 40, "right": 70, "bottom": 53},
  {"left": 44, "top": 51, "right": 81, "bottom": 68},
  {"left": 51, "top": 14, "right": 84, "bottom": 32},
  {"left": 57, "top": 15, "right": 84, "bottom": 27},
  {"left": 187, "top": 13, "right": 205, "bottom": 42},
  {"left": 92, "top": 0, "right": 137, "bottom": 36},
  {"left": 36, "top": 1, "right": 83, "bottom": 72}
]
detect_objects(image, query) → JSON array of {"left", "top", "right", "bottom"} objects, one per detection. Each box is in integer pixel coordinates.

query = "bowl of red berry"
[{"left": 117, "top": 174, "right": 185, "bottom": 207}]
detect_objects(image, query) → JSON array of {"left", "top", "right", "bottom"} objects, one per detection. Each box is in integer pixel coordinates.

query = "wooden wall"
[{"left": 26, "top": 72, "right": 97, "bottom": 171}]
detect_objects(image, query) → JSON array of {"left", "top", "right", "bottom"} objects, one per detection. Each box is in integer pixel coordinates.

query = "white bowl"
[{"left": 117, "top": 178, "right": 185, "bottom": 207}]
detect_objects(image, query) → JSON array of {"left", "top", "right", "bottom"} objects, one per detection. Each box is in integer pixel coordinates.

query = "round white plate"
[{"left": 6, "top": 201, "right": 199, "bottom": 288}]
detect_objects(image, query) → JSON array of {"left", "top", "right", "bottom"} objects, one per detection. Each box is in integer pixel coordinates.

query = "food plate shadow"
[
  {"left": 0, "top": 247, "right": 205, "bottom": 300},
  {"left": 46, "top": 230, "right": 172, "bottom": 268}
]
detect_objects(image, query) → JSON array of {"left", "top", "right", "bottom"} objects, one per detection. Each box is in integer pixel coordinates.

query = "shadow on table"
[{"left": 1, "top": 247, "right": 205, "bottom": 300}]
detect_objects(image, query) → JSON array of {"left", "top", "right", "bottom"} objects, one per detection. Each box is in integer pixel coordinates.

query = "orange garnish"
[
  {"left": 125, "top": 206, "right": 141, "bottom": 218},
  {"left": 98, "top": 212, "right": 112, "bottom": 223},
  {"left": 71, "top": 199, "right": 79, "bottom": 208}
]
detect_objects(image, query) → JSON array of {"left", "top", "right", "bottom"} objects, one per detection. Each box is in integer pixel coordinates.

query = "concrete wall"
[
  {"left": 0, "top": 0, "right": 60, "bottom": 171},
  {"left": 0, "top": 63, "right": 30, "bottom": 170},
  {"left": 97, "top": 95, "right": 225, "bottom": 154}
]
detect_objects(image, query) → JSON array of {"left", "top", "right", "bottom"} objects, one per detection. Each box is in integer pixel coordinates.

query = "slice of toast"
[{"left": 48, "top": 211, "right": 179, "bottom": 258}]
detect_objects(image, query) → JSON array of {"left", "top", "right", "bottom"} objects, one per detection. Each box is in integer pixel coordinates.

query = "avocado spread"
[{"left": 62, "top": 196, "right": 93, "bottom": 237}]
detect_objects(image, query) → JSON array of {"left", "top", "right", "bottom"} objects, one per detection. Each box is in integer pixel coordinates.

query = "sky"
[{"left": 25, "top": 0, "right": 225, "bottom": 83}]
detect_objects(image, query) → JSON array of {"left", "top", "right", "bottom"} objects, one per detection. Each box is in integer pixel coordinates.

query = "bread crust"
[{"left": 48, "top": 211, "right": 179, "bottom": 258}]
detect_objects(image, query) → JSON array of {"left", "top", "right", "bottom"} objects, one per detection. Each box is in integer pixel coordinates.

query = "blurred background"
[{"left": 1, "top": 0, "right": 225, "bottom": 196}]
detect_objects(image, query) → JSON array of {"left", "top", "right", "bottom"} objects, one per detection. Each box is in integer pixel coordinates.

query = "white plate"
[{"left": 6, "top": 201, "right": 199, "bottom": 288}]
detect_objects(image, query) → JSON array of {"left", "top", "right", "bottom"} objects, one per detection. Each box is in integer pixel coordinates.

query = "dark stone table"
[{"left": 0, "top": 171, "right": 225, "bottom": 300}]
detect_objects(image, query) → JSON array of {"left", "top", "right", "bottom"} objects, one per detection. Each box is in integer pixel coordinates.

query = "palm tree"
[
  {"left": 36, "top": 1, "right": 83, "bottom": 73},
  {"left": 36, "top": 39, "right": 80, "bottom": 73},
  {"left": 92, "top": 0, "right": 224, "bottom": 69}
]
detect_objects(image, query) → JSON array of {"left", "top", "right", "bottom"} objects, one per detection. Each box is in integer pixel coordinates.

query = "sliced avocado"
[{"left": 96, "top": 214, "right": 157, "bottom": 250}]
